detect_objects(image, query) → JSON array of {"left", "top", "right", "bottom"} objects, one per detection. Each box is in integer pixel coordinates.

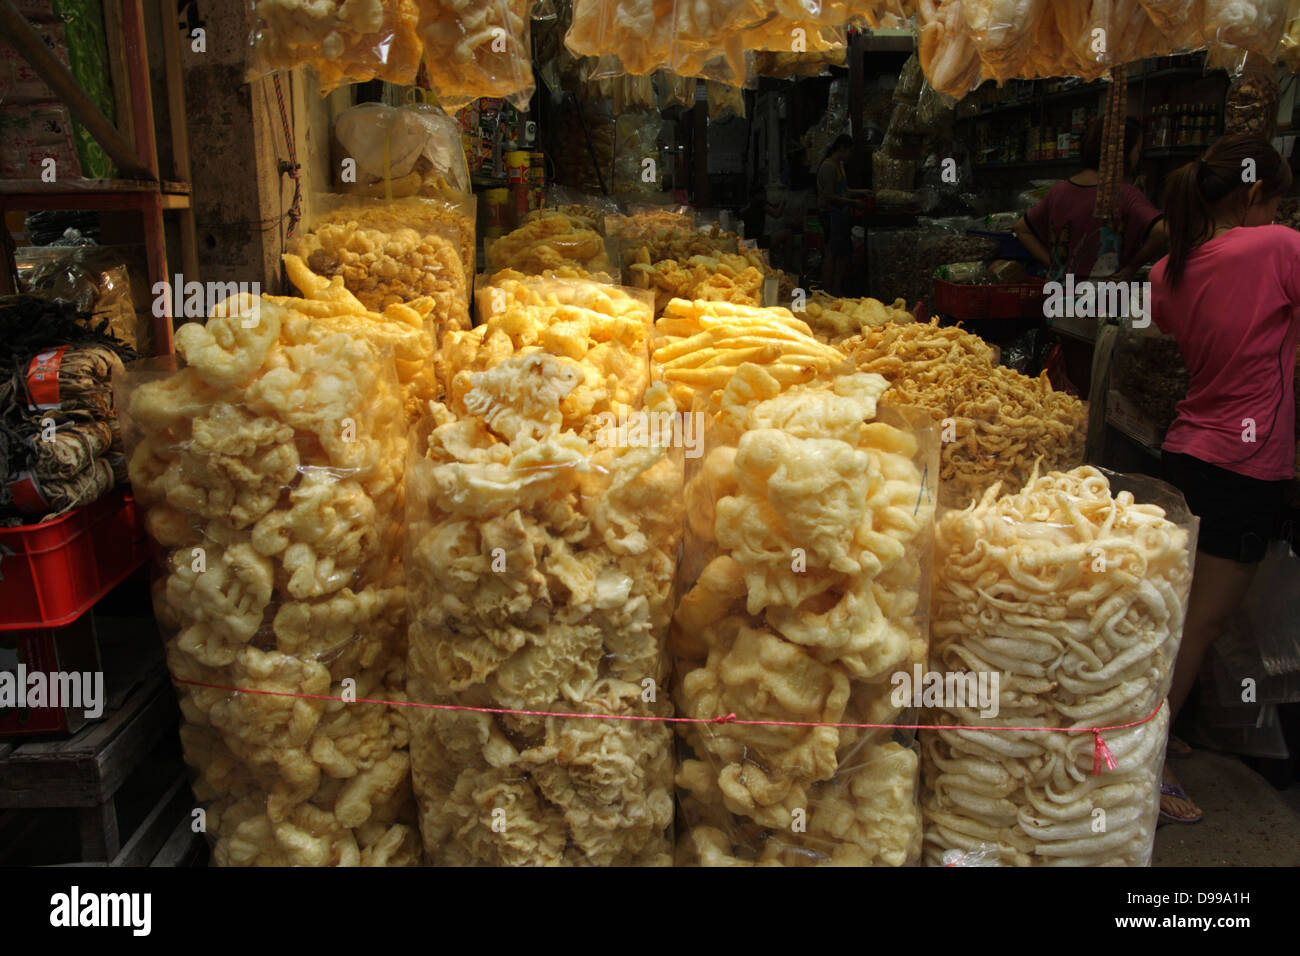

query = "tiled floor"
[{"left": 1153, "top": 749, "right": 1300, "bottom": 866}]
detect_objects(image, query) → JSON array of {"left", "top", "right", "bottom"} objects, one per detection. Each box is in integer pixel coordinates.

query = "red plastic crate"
[
  {"left": 933, "top": 277, "right": 1046, "bottom": 320},
  {"left": 0, "top": 488, "right": 147, "bottom": 631}
]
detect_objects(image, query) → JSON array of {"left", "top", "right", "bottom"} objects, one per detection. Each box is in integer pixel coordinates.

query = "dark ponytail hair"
[{"left": 1162, "top": 133, "right": 1292, "bottom": 287}]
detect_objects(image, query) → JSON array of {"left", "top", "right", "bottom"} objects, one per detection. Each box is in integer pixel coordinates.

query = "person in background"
[
  {"left": 816, "top": 134, "right": 869, "bottom": 295},
  {"left": 1014, "top": 117, "right": 1168, "bottom": 394},
  {"left": 1015, "top": 117, "right": 1167, "bottom": 282},
  {"left": 1150, "top": 134, "right": 1300, "bottom": 825}
]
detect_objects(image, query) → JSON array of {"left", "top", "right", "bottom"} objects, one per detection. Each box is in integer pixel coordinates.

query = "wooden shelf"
[
  {"left": 1144, "top": 146, "right": 1206, "bottom": 159},
  {"left": 0, "top": 179, "right": 191, "bottom": 210}
]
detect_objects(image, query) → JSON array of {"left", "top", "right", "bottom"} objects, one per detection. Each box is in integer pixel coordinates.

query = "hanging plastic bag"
[
  {"left": 655, "top": 69, "right": 698, "bottom": 110},
  {"left": 706, "top": 81, "right": 747, "bottom": 121},
  {"left": 333, "top": 103, "right": 471, "bottom": 196},
  {"left": 1245, "top": 539, "right": 1300, "bottom": 676},
  {"left": 566, "top": 0, "right": 675, "bottom": 75},
  {"left": 417, "top": 0, "right": 534, "bottom": 110},
  {"left": 247, "top": 0, "right": 422, "bottom": 92}
]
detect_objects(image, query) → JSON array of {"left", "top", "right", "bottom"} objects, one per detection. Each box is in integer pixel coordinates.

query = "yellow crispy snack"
[
  {"left": 922, "top": 466, "right": 1192, "bottom": 866},
  {"left": 844, "top": 319, "right": 1085, "bottom": 508},
  {"left": 672, "top": 368, "right": 930, "bottom": 865},
  {"left": 125, "top": 282, "right": 417, "bottom": 866},
  {"left": 486, "top": 212, "right": 611, "bottom": 276},
  {"left": 652, "top": 298, "right": 846, "bottom": 411},
  {"left": 250, "top": 0, "right": 422, "bottom": 92},
  {"left": 801, "top": 291, "right": 915, "bottom": 343},
  {"left": 406, "top": 342, "right": 683, "bottom": 865}
]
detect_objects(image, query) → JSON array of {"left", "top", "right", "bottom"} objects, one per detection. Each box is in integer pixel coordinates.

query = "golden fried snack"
[
  {"left": 843, "top": 319, "right": 1084, "bottom": 508},
  {"left": 486, "top": 212, "right": 612, "bottom": 276},
  {"left": 249, "top": 0, "right": 422, "bottom": 92},
  {"left": 651, "top": 298, "right": 847, "bottom": 411},
  {"left": 417, "top": 0, "right": 533, "bottom": 108},
  {"left": 406, "top": 347, "right": 683, "bottom": 865},
  {"left": 292, "top": 195, "right": 473, "bottom": 328},
  {"left": 122, "top": 287, "right": 418, "bottom": 867},
  {"left": 672, "top": 367, "right": 931, "bottom": 865},
  {"left": 922, "top": 466, "right": 1194, "bottom": 866},
  {"left": 801, "top": 291, "right": 915, "bottom": 343}
]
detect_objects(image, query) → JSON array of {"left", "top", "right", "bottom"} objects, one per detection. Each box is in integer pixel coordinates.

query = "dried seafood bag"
[
  {"left": 246, "top": 0, "right": 421, "bottom": 92},
  {"left": 417, "top": 0, "right": 534, "bottom": 109},
  {"left": 405, "top": 274, "right": 682, "bottom": 865},
  {"left": 290, "top": 192, "right": 474, "bottom": 330},
  {"left": 1223, "top": 52, "right": 1280, "bottom": 139},
  {"left": 115, "top": 275, "right": 432, "bottom": 866},
  {"left": 671, "top": 366, "right": 938, "bottom": 865},
  {"left": 1109, "top": 322, "right": 1188, "bottom": 443},
  {"left": 922, "top": 467, "right": 1197, "bottom": 866}
]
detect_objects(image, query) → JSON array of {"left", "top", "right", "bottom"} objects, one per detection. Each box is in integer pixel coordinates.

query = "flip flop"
[
  {"left": 1158, "top": 782, "right": 1203, "bottom": 825},
  {"left": 1167, "top": 735, "right": 1193, "bottom": 758}
]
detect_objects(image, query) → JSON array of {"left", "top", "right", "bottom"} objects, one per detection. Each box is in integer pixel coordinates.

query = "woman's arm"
[
  {"left": 1114, "top": 219, "right": 1168, "bottom": 281},
  {"left": 1014, "top": 216, "right": 1052, "bottom": 268}
]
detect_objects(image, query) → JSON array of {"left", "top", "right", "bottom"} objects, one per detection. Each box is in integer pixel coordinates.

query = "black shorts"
[
  {"left": 825, "top": 210, "right": 852, "bottom": 254},
  {"left": 1162, "top": 450, "right": 1289, "bottom": 563}
]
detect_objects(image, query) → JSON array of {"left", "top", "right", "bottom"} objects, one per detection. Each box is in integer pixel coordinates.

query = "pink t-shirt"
[
  {"left": 1024, "top": 180, "right": 1163, "bottom": 278},
  {"left": 1150, "top": 225, "right": 1300, "bottom": 481}
]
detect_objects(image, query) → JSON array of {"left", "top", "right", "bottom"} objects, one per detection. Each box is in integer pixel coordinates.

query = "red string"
[{"left": 172, "top": 677, "right": 1160, "bottom": 773}]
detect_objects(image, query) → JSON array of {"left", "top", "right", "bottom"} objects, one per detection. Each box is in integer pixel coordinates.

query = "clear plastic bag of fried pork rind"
[
  {"left": 417, "top": 0, "right": 535, "bottom": 110},
  {"left": 247, "top": 0, "right": 422, "bottom": 93},
  {"left": 405, "top": 275, "right": 682, "bottom": 865},
  {"left": 671, "top": 368, "right": 938, "bottom": 866},
  {"left": 565, "top": 0, "right": 675, "bottom": 76},
  {"left": 922, "top": 467, "right": 1198, "bottom": 866},
  {"left": 114, "top": 287, "right": 423, "bottom": 867},
  {"left": 290, "top": 192, "right": 475, "bottom": 330},
  {"left": 332, "top": 103, "right": 471, "bottom": 197},
  {"left": 1200, "top": 0, "right": 1288, "bottom": 56}
]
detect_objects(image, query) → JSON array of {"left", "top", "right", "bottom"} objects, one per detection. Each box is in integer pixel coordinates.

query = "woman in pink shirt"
[{"left": 1150, "top": 134, "right": 1299, "bottom": 824}]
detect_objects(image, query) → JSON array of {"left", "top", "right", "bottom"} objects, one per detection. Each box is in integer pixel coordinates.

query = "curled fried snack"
[
  {"left": 921, "top": 466, "right": 1193, "bottom": 866},
  {"left": 417, "top": 0, "right": 533, "bottom": 109},
  {"left": 407, "top": 329, "right": 683, "bottom": 864},
  {"left": 672, "top": 369, "right": 932, "bottom": 865},
  {"left": 124, "top": 280, "right": 417, "bottom": 866},
  {"left": 844, "top": 319, "right": 1085, "bottom": 508}
]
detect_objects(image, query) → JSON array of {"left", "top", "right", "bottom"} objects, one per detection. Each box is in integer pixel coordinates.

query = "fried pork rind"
[
  {"left": 651, "top": 298, "right": 848, "bottom": 413},
  {"left": 844, "top": 319, "right": 1085, "bottom": 509},
  {"left": 441, "top": 273, "right": 654, "bottom": 431},
  {"left": 417, "top": 0, "right": 534, "bottom": 110},
  {"left": 672, "top": 367, "right": 936, "bottom": 865},
  {"left": 248, "top": 0, "right": 422, "bottom": 93},
  {"left": 485, "top": 212, "right": 612, "bottom": 277},
  {"left": 290, "top": 194, "right": 473, "bottom": 336},
  {"left": 118, "top": 282, "right": 419, "bottom": 866},
  {"left": 407, "top": 304, "right": 681, "bottom": 864},
  {"left": 921, "top": 466, "right": 1195, "bottom": 867},
  {"left": 800, "top": 291, "right": 915, "bottom": 344}
]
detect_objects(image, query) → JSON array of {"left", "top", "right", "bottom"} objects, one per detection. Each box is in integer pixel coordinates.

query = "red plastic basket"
[
  {"left": 933, "top": 277, "right": 1046, "bottom": 320},
  {"left": 0, "top": 488, "right": 147, "bottom": 631}
]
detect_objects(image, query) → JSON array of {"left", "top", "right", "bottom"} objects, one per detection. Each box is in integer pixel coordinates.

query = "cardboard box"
[{"left": 0, "top": 615, "right": 102, "bottom": 738}]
